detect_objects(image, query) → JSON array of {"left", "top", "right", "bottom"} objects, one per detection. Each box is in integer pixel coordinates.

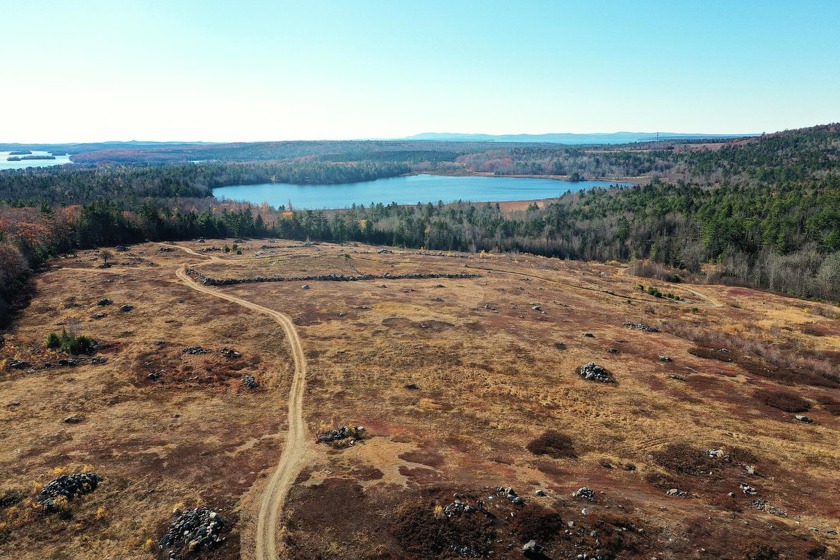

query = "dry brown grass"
[{"left": 1, "top": 239, "right": 839, "bottom": 558}]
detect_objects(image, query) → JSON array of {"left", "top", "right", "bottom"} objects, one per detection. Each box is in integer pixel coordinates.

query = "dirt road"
[{"left": 175, "top": 264, "right": 309, "bottom": 560}]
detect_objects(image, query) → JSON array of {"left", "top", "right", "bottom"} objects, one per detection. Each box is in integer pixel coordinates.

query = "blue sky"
[{"left": 2, "top": 0, "right": 839, "bottom": 142}]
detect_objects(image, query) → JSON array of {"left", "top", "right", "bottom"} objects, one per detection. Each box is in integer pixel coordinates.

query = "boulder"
[{"left": 523, "top": 539, "right": 545, "bottom": 557}]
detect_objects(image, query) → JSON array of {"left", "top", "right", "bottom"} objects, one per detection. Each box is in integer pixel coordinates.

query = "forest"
[{"left": 1, "top": 124, "right": 838, "bottom": 326}]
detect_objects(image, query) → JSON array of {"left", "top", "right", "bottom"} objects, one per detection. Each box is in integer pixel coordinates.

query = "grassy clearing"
[{"left": 1, "top": 239, "right": 839, "bottom": 558}]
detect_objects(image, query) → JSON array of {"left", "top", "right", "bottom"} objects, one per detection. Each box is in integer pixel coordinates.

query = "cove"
[{"left": 212, "top": 173, "right": 631, "bottom": 210}]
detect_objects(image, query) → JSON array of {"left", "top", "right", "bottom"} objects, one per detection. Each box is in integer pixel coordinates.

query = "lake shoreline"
[
  {"left": 212, "top": 172, "right": 638, "bottom": 211},
  {"left": 424, "top": 169, "right": 648, "bottom": 185}
]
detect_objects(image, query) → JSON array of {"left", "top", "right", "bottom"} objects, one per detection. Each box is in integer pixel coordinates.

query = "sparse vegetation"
[{"left": 2, "top": 240, "right": 839, "bottom": 558}]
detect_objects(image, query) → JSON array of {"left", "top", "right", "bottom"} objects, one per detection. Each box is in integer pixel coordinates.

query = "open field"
[{"left": 1, "top": 239, "right": 839, "bottom": 559}]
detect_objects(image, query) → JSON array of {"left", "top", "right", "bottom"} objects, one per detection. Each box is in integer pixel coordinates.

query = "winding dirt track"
[{"left": 173, "top": 250, "right": 309, "bottom": 560}]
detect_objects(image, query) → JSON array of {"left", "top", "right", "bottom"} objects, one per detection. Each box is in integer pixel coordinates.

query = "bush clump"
[
  {"left": 392, "top": 502, "right": 495, "bottom": 558},
  {"left": 527, "top": 430, "right": 577, "bottom": 459},
  {"left": 45, "top": 329, "right": 96, "bottom": 355},
  {"left": 760, "top": 390, "right": 812, "bottom": 413},
  {"left": 652, "top": 443, "right": 717, "bottom": 476},
  {"left": 509, "top": 503, "right": 563, "bottom": 543}
]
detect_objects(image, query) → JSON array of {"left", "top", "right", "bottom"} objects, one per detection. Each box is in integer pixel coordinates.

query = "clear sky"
[{"left": 2, "top": 0, "right": 839, "bottom": 142}]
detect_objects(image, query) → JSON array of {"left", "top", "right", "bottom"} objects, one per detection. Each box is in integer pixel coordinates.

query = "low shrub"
[
  {"left": 392, "top": 502, "right": 495, "bottom": 558},
  {"left": 45, "top": 329, "right": 96, "bottom": 355},
  {"left": 652, "top": 443, "right": 717, "bottom": 476},
  {"left": 759, "top": 390, "right": 812, "bottom": 413},
  {"left": 817, "top": 396, "right": 840, "bottom": 415},
  {"left": 509, "top": 504, "right": 563, "bottom": 543},
  {"left": 527, "top": 430, "right": 577, "bottom": 459}
]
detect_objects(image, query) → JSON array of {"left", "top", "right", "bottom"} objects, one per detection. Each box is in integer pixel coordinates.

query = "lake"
[
  {"left": 0, "top": 151, "right": 72, "bottom": 170},
  {"left": 213, "top": 174, "right": 631, "bottom": 210}
]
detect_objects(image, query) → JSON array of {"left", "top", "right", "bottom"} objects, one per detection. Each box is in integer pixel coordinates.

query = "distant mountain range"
[{"left": 403, "top": 132, "right": 755, "bottom": 144}]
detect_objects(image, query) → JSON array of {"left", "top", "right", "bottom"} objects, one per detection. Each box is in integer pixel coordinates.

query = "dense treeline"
[
  {"left": 1, "top": 124, "right": 839, "bottom": 327},
  {"left": 0, "top": 161, "right": 409, "bottom": 206}
]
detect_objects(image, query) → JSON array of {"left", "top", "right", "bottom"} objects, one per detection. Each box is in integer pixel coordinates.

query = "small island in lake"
[
  {"left": 7, "top": 154, "right": 57, "bottom": 161},
  {"left": 9, "top": 150, "right": 33, "bottom": 156}
]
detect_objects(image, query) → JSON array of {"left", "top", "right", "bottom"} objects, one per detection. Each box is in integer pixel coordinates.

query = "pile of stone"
[
  {"left": 666, "top": 488, "right": 688, "bottom": 497},
  {"left": 119, "top": 304, "right": 134, "bottom": 312},
  {"left": 707, "top": 448, "right": 724, "bottom": 459},
  {"left": 740, "top": 483, "right": 758, "bottom": 495},
  {"left": 159, "top": 508, "right": 224, "bottom": 559},
  {"left": 443, "top": 499, "right": 478, "bottom": 517},
  {"left": 316, "top": 425, "right": 365, "bottom": 446},
  {"left": 241, "top": 375, "right": 259, "bottom": 389},
  {"left": 185, "top": 268, "right": 480, "bottom": 286},
  {"left": 97, "top": 298, "right": 112, "bottom": 306},
  {"left": 36, "top": 473, "right": 102, "bottom": 511},
  {"left": 571, "top": 487, "right": 596, "bottom": 502},
  {"left": 450, "top": 544, "right": 481, "bottom": 558},
  {"left": 182, "top": 346, "right": 212, "bottom": 355},
  {"left": 624, "top": 322, "right": 660, "bottom": 332},
  {"left": 795, "top": 415, "right": 813, "bottom": 423},
  {"left": 220, "top": 348, "right": 241, "bottom": 359},
  {"left": 7, "top": 360, "right": 31, "bottom": 370},
  {"left": 748, "top": 499, "right": 787, "bottom": 517},
  {"left": 578, "top": 362, "right": 615, "bottom": 383},
  {"left": 495, "top": 486, "right": 524, "bottom": 506}
]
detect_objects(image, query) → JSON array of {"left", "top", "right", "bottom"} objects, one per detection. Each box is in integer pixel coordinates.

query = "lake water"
[
  {"left": 0, "top": 151, "right": 72, "bottom": 170},
  {"left": 213, "top": 174, "right": 631, "bottom": 210}
]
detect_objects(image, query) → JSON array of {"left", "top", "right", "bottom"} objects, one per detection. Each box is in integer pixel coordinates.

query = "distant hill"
[
  {"left": 403, "top": 131, "right": 754, "bottom": 144},
  {"left": 0, "top": 140, "right": 210, "bottom": 156}
]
